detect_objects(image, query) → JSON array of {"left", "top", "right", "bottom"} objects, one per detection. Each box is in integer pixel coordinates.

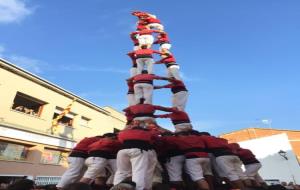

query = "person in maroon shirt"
[
  {"left": 127, "top": 70, "right": 169, "bottom": 104},
  {"left": 126, "top": 79, "right": 135, "bottom": 106},
  {"left": 234, "top": 145, "right": 264, "bottom": 188},
  {"left": 131, "top": 45, "right": 166, "bottom": 74},
  {"left": 141, "top": 15, "right": 164, "bottom": 31},
  {"left": 155, "top": 77, "right": 188, "bottom": 111},
  {"left": 56, "top": 136, "right": 102, "bottom": 189},
  {"left": 80, "top": 133, "right": 121, "bottom": 187},
  {"left": 127, "top": 52, "right": 137, "bottom": 77},
  {"left": 155, "top": 52, "right": 181, "bottom": 80},
  {"left": 130, "top": 31, "right": 140, "bottom": 51},
  {"left": 123, "top": 98, "right": 178, "bottom": 124},
  {"left": 114, "top": 126, "right": 157, "bottom": 190},
  {"left": 135, "top": 28, "right": 163, "bottom": 49},
  {"left": 176, "top": 130, "right": 213, "bottom": 190},
  {"left": 200, "top": 134, "right": 246, "bottom": 189},
  {"left": 155, "top": 109, "right": 192, "bottom": 132},
  {"left": 154, "top": 31, "right": 171, "bottom": 53}
]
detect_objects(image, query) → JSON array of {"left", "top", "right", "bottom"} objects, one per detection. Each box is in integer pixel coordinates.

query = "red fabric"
[
  {"left": 88, "top": 138, "right": 121, "bottom": 154},
  {"left": 125, "top": 111, "right": 134, "bottom": 122},
  {"left": 236, "top": 148, "right": 257, "bottom": 162},
  {"left": 132, "top": 73, "right": 161, "bottom": 84},
  {"left": 127, "top": 52, "right": 137, "bottom": 66},
  {"left": 154, "top": 33, "right": 170, "bottom": 44},
  {"left": 133, "top": 48, "right": 162, "bottom": 56},
  {"left": 159, "top": 54, "right": 176, "bottom": 63},
  {"left": 157, "top": 110, "right": 190, "bottom": 123},
  {"left": 124, "top": 104, "right": 175, "bottom": 115},
  {"left": 136, "top": 29, "right": 160, "bottom": 35},
  {"left": 130, "top": 32, "right": 139, "bottom": 45},
  {"left": 118, "top": 128, "right": 153, "bottom": 143},
  {"left": 127, "top": 80, "right": 134, "bottom": 91},
  {"left": 201, "top": 136, "right": 230, "bottom": 150},
  {"left": 143, "top": 17, "right": 161, "bottom": 24},
  {"left": 136, "top": 22, "right": 148, "bottom": 30},
  {"left": 177, "top": 135, "right": 208, "bottom": 158},
  {"left": 161, "top": 135, "right": 181, "bottom": 151},
  {"left": 73, "top": 136, "right": 101, "bottom": 153}
]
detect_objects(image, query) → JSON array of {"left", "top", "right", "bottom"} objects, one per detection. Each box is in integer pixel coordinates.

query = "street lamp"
[{"left": 278, "top": 150, "right": 288, "bottom": 160}]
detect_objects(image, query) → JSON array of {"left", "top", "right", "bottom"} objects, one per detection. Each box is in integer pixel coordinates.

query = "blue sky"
[{"left": 0, "top": 0, "right": 300, "bottom": 135}]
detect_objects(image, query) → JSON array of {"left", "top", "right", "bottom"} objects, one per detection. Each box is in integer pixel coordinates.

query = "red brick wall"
[{"left": 220, "top": 128, "right": 300, "bottom": 162}]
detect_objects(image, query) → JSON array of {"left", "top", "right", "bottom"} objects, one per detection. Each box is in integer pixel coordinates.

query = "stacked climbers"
[{"left": 56, "top": 11, "right": 267, "bottom": 190}]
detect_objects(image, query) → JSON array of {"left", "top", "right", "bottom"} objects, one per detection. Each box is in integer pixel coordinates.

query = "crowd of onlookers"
[
  {"left": 1, "top": 179, "right": 300, "bottom": 190},
  {"left": 13, "top": 105, "right": 38, "bottom": 116}
]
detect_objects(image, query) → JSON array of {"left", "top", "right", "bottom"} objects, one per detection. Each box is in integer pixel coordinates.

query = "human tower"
[
  {"left": 56, "top": 11, "right": 266, "bottom": 190},
  {"left": 124, "top": 11, "right": 191, "bottom": 132}
]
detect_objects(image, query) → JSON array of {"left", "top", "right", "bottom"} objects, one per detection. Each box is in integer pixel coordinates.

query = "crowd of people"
[{"left": 54, "top": 11, "right": 276, "bottom": 190}]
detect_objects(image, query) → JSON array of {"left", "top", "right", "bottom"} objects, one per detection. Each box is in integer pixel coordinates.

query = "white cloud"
[
  {"left": 0, "top": 0, "right": 32, "bottom": 23},
  {"left": 9, "top": 55, "right": 45, "bottom": 73}
]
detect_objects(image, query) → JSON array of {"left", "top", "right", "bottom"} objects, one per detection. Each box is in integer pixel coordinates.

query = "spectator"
[
  {"left": 7, "top": 179, "right": 35, "bottom": 190},
  {"left": 64, "top": 182, "right": 92, "bottom": 190}
]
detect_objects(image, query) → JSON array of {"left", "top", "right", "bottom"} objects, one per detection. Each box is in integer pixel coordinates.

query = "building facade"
[
  {"left": 219, "top": 128, "right": 300, "bottom": 162},
  {"left": 0, "top": 58, "right": 126, "bottom": 185}
]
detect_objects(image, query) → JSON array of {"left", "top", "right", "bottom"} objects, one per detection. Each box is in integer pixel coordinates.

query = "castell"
[{"left": 56, "top": 11, "right": 267, "bottom": 190}]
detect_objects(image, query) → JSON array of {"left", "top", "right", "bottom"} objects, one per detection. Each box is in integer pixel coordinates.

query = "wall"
[
  {"left": 238, "top": 133, "right": 300, "bottom": 184},
  {"left": 220, "top": 128, "right": 300, "bottom": 162}
]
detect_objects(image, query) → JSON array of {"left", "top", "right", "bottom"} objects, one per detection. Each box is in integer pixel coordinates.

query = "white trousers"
[
  {"left": 130, "top": 67, "right": 137, "bottom": 77},
  {"left": 244, "top": 163, "right": 262, "bottom": 180},
  {"left": 159, "top": 43, "right": 172, "bottom": 51},
  {"left": 174, "top": 123, "right": 192, "bottom": 132},
  {"left": 209, "top": 153, "right": 226, "bottom": 178},
  {"left": 172, "top": 91, "right": 188, "bottom": 111},
  {"left": 184, "top": 157, "right": 213, "bottom": 182},
  {"left": 83, "top": 157, "right": 107, "bottom": 179},
  {"left": 114, "top": 149, "right": 157, "bottom": 190},
  {"left": 153, "top": 162, "right": 163, "bottom": 183},
  {"left": 136, "top": 58, "right": 154, "bottom": 74},
  {"left": 134, "top": 83, "right": 153, "bottom": 104},
  {"left": 137, "top": 35, "right": 154, "bottom": 46},
  {"left": 167, "top": 65, "right": 181, "bottom": 80},
  {"left": 216, "top": 155, "right": 246, "bottom": 181},
  {"left": 106, "top": 159, "right": 117, "bottom": 185},
  {"left": 127, "top": 94, "right": 136, "bottom": 106},
  {"left": 164, "top": 155, "right": 185, "bottom": 182},
  {"left": 56, "top": 157, "right": 86, "bottom": 188},
  {"left": 147, "top": 23, "right": 164, "bottom": 31}
]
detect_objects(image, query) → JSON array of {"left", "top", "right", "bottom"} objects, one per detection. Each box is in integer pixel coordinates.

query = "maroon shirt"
[
  {"left": 154, "top": 33, "right": 170, "bottom": 44},
  {"left": 156, "top": 110, "right": 190, "bottom": 125},
  {"left": 127, "top": 52, "right": 137, "bottom": 67},
  {"left": 133, "top": 48, "right": 163, "bottom": 59},
  {"left": 236, "top": 148, "right": 260, "bottom": 165},
  {"left": 130, "top": 32, "right": 139, "bottom": 46},
  {"left": 131, "top": 73, "right": 164, "bottom": 85},
  {"left": 88, "top": 138, "right": 121, "bottom": 158},
  {"left": 201, "top": 136, "right": 234, "bottom": 157},
  {"left": 123, "top": 104, "right": 176, "bottom": 119},
  {"left": 70, "top": 136, "right": 101, "bottom": 158},
  {"left": 136, "top": 29, "right": 160, "bottom": 35},
  {"left": 177, "top": 135, "right": 209, "bottom": 158},
  {"left": 143, "top": 17, "right": 161, "bottom": 24},
  {"left": 163, "top": 79, "right": 188, "bottom": 94}
]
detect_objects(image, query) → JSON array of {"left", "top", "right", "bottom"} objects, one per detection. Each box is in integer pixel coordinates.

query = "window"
[
  {"left": 12, "top": 92, "right": 47, "bottom": 117},
  {"left": 40, "top": 148, "right": 68, "bottom": 165},
  {"left": 0, "top": 141, "right": 29, "bottom": 161},
  {"left": 52, "top": 107, "right": 76, "bottom": 127},
  {"left": 80, "top": 116, "right": 90, "bottom": 127}
]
